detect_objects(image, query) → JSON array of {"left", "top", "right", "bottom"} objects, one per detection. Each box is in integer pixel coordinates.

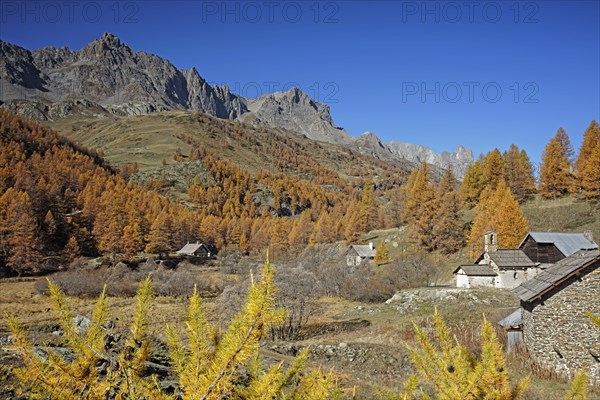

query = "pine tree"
[
  {"left": 374, "top": 242, "right": 390, "bottom": 265},
  {"left": 8, "top": 277, "right": 167, "bottom": 399},
  {"left": 387, "top": 309, "right": 529, "bottom": 399},
  {"left": 239, "top": 232, "right": 251, "bottom": 255},
  {"left": 122, "top": 222, "right": 144, "bottom": 256},
  {"left": 401, "top": 162, "right": 430, "bottom": 224},
  {"left": 574, "top": 120, "right": 600, "bottom": 195},
  {"left": 288, "top": 211, "right": 312, "bottom": 251},
  {"left": 437, "top": 165, "right": 458, "bottom": 195},
  {"left": 503, "top": 144, "right": 536, "bottom": 202},
  {"left": 467, "top": 186, "right": 497, "bottom": 257},
  {"left": 361, "top": 179, "right": 378, "bottom": 231},
  {"left": 539, "top": 130, "right": 573, "bottom": 198},
  {"left": 43, "top": 210, "right": 57, "bottom": 237},
  {"left": 401, "top": 162, "right": 442, "bottom": 251},
  {"left": 63, "top": 235, "right": 80, "bottom": 261},
  {"left": 97, "top": 217, "right": 124, "bottom": 258},
  {"left": 565, "top": 370, "right": 588, "bottom": 400},
  {"left": 433, "top": 167, "right": 465, "bottom": 254},
  {"left": 494, "top": 181, "right": 529, "bottom": 248},
  {"left": 6, "top": 191, "right": 42, "bottom": 275},
  {"left": 145, "top": 210, "right": 173, "bottom": 258},
  {"left": 343, "top": 209, "right": 361, "bottom": 243},
  {"left": 269, "top": 218, "right": 290, "bottom": 258},
  {"left": 556, "top": 127, "right": 575, "bottom": 167},
  {"left": 460, "top": 161, "right": 486, "bottom": 208},
  {"left": 468, "top": 181, "right": 529, "bottom": 255},
  {"left": 482, "top": 149, "right": 505, "bottom": 189},
  {"left": 311, "top": 210, "right": 335, "bottom": 244},
  {"left": 580, "top": 142, "right": 600, "bottom": 201}
]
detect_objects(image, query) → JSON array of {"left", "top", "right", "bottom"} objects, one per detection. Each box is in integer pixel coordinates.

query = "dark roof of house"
[
  {"left": 519, "top": 232, "right": 598, "bottom": 257},
  {"left": 176, "top": 242, "right": 208, "bottom": 255},
  {"left": 349, "top": 244, "right": 376, "bottom": 258},
  {"left": 513, "top": 249, "right": 600, "bottom": 302},
  {"left": 454, "top": 265, "right": 498, "bottom": 276},
  {"left": 476, "top": 249, "right": 538, "bottom": 268},
  {"left": 498, "top": 308, "right": 522, "bottom": 329}
]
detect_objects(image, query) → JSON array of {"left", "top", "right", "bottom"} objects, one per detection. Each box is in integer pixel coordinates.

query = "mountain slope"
[
  {"left": 44, "top": 109, "right": 412, "bottom": 187},
  {"left": 0, "top": 33, "right": 474, "bottom": 172},
  {"left": 240, "top": 87, "right": 354, "bottom": 145},
  {"left": 0, "top": 33, "right": 247, "bottom": 119}
]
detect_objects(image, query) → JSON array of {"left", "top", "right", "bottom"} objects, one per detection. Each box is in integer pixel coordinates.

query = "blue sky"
[{"left": 1, "top": 0, "right": 599, "bottom": 167}]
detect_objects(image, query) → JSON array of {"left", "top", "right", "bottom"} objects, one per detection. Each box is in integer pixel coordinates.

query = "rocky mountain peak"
[
  {"left": 80, "top": 32, "right": 132, "bottom": 60},
  {"left": 0, "top": 35, "right": 474, "bottom": 174},
  {"left": 100, "top": 32, "right": 122, "bottom": 47},
  {"left": 241, "top": 87, "right": 352, "bottom": 144}
]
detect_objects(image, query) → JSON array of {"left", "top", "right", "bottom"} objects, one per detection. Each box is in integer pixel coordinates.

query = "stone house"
[
  {"left": 454, "top": 264, "right": 498, "bottom": 288},
  {"left": 454, "top": 232, "right": 542, "bottom": 289},
  {"left": 175, "top": 242, "right": 212, "bottom": 258},
  {"left": 347, "top": 242, "right": 376, "bottom": 266},
  {"left": 513, "top": 249, "right": 600, "bottom": 380}
]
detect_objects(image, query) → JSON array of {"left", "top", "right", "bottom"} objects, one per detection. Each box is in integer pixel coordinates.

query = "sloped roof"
[
  {"left": 350, "top": 245, "right": 376, "bottom": 258},
  {"left": 455, "top": 265, "right": 498, "bottom": 276},
  {"left": 519, "top": 232, "right": 597, "bottom": 257},
  {"left": 176, "top": 242, "right": 207, "bottom": 255},
  {"left": 513, "top": 249, "right": 600, "bottom": 302},
  {"left": 498, "top": 308, "right": 522, "bottom": 329},
  {"left": 477, "top": 249, "right": 538, "bottom": 268}
]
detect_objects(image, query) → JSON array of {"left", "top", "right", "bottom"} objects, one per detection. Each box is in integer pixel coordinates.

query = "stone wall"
[
  {"left": 522, "top": 263, "right": 600, "bottom": 381},
  {"left": 469, "top": 275, "right": 495, "bottom": 288}
]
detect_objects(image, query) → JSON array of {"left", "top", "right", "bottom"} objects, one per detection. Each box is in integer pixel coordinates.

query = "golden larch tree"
[
  {"left": 503, "top": 144, "right": 536, "bottom": 202},
  {"left": 374, "top": 241, "right": 390, "bottom": 265},
  {"left": 311, "top": 210, "right": 336, "bottom": 244},
  {"left": 288, "top": 211, "right": 312, "bottom": 251},
  {"left": 122, "top": 222, "right": 144, "bottom": 256},
  {"left": 493, "top": 181, "right": 529, "bottom": 248},
  {"left": 574, "top": 120, "right": 600, "bottom": 195},
  {"left": 539, "top": 130, "right": 574, "bottom": 198},
  {"left": 467, "top": 186, "right": 498, "bottom": 257},
  {"left": 468, "top": 181, "right": 529, "bottom": 256},
  {"left": 7, "top": 191, "right": 43, "bottom": 275},
  {"left": 145, "top": 209, "right": 173, "bottom": 258},
  {"left": 580, "top": 142, "right": 600, "bottom": 201},
  {"left": 433, "top": 167, "right": 465, "bottom": 254},
  {"left": 460, "top": 160, "right": 486, "bottom": 208},
  {"left": 482, "top": 149, "right": 506, "bottom": 189},
  {"left": 62, "top": 235, "right": 80, "bottom": 261}
]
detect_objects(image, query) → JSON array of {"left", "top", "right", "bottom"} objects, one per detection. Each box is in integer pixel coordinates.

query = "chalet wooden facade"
[{"left": 518, "top": 231, "right": 596, "bottom": 264}]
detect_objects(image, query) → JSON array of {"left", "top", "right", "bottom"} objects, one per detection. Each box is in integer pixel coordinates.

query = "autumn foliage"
[
  {"left": 0, "top": 110, "right": 402, "bottom": 274},
  {"left": 468, "top": 180, "right": 529, "bottom": 256}
]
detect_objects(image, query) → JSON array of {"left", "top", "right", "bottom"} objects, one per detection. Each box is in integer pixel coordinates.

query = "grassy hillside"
[
  {"left": 46, "top": 111, "right": 413, "bottom": 185},
  {"left": 522, "top": 196, "right": 600, "bottom": 242}
]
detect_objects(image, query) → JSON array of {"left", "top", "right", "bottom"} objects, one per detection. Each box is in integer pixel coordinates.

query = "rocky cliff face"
[
  {"left": 0, "top": 33, "right": 473, "bottom": 173},
  {"left": 0, "top": 33, "right": 247, "bottom": 119},
  {"left": 352, "top": 131, "right": 474, "bottom": 177},
  {"left": 387, "top": 141, "right": 474, "bottom": 176},
  {"left": 240, "top": 87, "right": 354, "bottom": 144}
]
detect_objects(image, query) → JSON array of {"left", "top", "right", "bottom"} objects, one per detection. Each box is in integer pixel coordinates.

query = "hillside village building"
[
  {"left": 175, "top": 242, "right": 212, "bottom": 258},
  {"left": 512, "top": 249, "right": 600, "bottom": 379},
  {"left": 455, "top": 231, "right": 597, "bottom": 289},
  {"left": 346, "top": 242, "right": 376, "bottom": 266}
]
